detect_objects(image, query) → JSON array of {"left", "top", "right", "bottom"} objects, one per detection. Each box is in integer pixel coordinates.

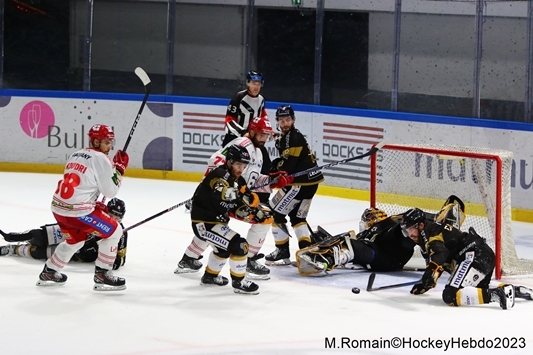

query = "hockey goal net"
[{"left": 370, "top": 143, "right": 533, "bottom": 279}]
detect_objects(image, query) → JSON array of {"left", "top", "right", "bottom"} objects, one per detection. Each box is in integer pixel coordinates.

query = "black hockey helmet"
[
  {"left": 246, "top": 70, "right": 264, "bottom": 84},
  {"left": 400, "top": 208, "right": 426, "bottom": 231},
  {"left": 226, "top": 144, "right": 251, "bottom": 164},
  {"left": 275, "top": 105, "right": 295, "bottom": 121},
  {"left": 107, "top": 198, "right": 126, "bottom": 219}
]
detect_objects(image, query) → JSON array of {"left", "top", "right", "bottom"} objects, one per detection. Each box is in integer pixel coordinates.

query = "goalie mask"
[{"left": 359, "top": 208, "right": 388, "bottom": 232}]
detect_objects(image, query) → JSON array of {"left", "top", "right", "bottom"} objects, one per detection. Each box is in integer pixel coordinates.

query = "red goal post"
[{"left": 370, "top": 143, "right": 533, "bottom": 280}]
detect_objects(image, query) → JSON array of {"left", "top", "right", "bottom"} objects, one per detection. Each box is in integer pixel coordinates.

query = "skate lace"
[
  {"left": 241, "top": 279, "right": 254, "bottom": 287},
  {"left": 250, "top": 259, "right": 268, "bottom": 271},
  {"left": 104, "top": 271, "right": 119, "bottom": 282}
]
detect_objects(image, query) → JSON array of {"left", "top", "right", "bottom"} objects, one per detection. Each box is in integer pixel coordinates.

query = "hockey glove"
[
  {"left": 95, "top": 201, "right": 108, "bottom": 213},
  {"left": 410, "top": 261, "right": 443, "bottom": 295},
  {"left": 269, "top": 170, "right": 294, "bottom": 189},
  {"left": 113, "top": 150, "right": 129, "bottom": 176},
  {"left": 239, "top": 186, "right": 259, "bottom": 208},
  {"left": 113, "top": 255, "right": 125, "bottom": 270},
  {"left": 252, "top": 205, "right": 274, "bottom": 225}
]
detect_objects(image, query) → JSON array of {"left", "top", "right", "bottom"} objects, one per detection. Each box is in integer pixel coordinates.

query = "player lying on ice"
[
  {"left": 401, "top": 207, "right": 532, "bottom": 310},
  {"left": 295, "top": 195, "right": 532, "bottom": 309},
  {"left": 1, "top": 198, "right": 127, "bottom": 270}
]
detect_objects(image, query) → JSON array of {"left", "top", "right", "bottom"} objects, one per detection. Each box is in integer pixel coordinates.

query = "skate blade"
[
  {"left": 36, "top": 280, "right": 66, "bottom": 287},
  {"left": 233, "top": 288, "right": 260, "bottom": 295},
  {"left": 245, "top": 272, "right": 271, "bottom": 281},
  {"left": 265, "top": 259, "right": 291, "bottom": 266},
  {"left": 174, "top": 268, "right": 200, "bottom": 274},
  {"left": 199, "top": 282, "right": 228, "bottom": 287},
  {"left": 93, "top": 284, "right": 126, "bottom": 291}
]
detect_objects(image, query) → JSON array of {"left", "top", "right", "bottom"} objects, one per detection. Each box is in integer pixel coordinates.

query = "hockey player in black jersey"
[
  {"left": 265, "top": 105, "right": 325, "bottom": 266},
  {"left": 401, "top": 207, "right": 532, "bottom": 310},
  {"left": 189, "top": 144, "right": 273, "bottom": 295},
  {"left": 295, "top": 208, "right": 417, "bottom": 276},
  {"left": 1, "top": 198, "right": 128, "bottom": 270}
]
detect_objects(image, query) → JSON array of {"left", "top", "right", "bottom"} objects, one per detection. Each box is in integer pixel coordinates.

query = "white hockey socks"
[
  {"left": 46, "top": 240, "right": 85, "bottom": 270},
  {"left": 95, "top": 228, "right": 122, "bottom": 270},
  {"left": 184, "top": 235, "right": 209, "bottom": 259},
  {"left": 246, "top": 224, "right": 270, "bottom": 257}
]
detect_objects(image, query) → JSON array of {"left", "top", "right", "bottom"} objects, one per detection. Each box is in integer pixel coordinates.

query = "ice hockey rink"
[{"left": 1, "top": 172, "right": 532, "bottom": 355}]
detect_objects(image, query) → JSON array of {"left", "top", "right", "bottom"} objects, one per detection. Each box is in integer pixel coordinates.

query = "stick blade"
[
  {"left": 373, "top": 140, "right": 386, "bottom": 150},
  {"left": 134, "top": 67, "right": 151, "bottom": 86},
  {"left": 366, "top": 272, "right": 376, "bottom": 292}
]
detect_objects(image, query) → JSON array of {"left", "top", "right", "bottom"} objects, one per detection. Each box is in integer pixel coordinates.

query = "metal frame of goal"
[{"left": 369, "top": 143, "right": 533, "bottom": 280}]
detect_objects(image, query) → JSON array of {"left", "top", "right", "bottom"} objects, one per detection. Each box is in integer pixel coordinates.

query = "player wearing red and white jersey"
[
  {"left": 36, "top": 124, "right": 130, "bottom": 291},
  {"left": 176, "top": 116, "right": 293, "bottom": 280}
]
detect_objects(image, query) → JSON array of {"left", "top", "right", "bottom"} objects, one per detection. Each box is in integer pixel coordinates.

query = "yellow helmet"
[{"left": 359, "top": 208, "right": 388, "bottom": 231}]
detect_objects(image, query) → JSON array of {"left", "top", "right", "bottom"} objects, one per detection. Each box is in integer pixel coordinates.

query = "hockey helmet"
[
  {"left": 88, "top": 124, "right": 115, "bottom": 143},
  {"left": 246, "top": 70, "right": 264, "bottom": 84},
  {"left": 249, "top": 116, "right": 274, "bottom": 135},
  {"left": 226, "top": 144, "right": 251, "bottom": 164},
  {"left": 400, "top": 208, "right": 426, "bottom": 231},
  {"left": 107, "top": 198, "right": 126, "bottom": 219},
  {"left": 359, "top": 207, "right": 388, "bottom": 231},
  {"left": 275, "top": 105, "right": 295, "bottom": 121}
]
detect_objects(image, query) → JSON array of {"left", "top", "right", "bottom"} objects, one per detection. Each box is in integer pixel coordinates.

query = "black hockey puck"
[{"left": 351, "top": 287, "right": 360, "bottom": 294}]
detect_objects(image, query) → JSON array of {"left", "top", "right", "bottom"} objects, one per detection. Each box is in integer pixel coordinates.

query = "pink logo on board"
[{"left": 20, "top": 100, "right": 55, "bottom": 139}]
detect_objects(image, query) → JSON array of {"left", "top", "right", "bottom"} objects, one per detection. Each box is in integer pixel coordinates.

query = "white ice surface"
[{"left": 1, "top": 172, "right": 533, "bottom": 355}]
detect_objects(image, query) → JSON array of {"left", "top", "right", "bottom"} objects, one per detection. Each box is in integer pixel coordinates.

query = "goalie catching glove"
[
  {"left": 269, "top": 170, "right": 294, "bottom": 189},
  {"left": 410, "top": 261, "right": 444, "bottom": 295}
]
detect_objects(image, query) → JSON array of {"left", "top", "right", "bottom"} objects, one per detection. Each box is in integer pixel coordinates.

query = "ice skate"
[
  {"left": 36, "top": 265, "right": 67, "bottom": 286},
  {"left": 265, "top": 246, "right": 291, "bottom": 266},
  {"left": 93, "top": 266, "right": 126, "bottom": 291},
  {"left": 514, "top": 285, "right": 533, "bottom": 301},
  {"left": 174, "top": 254, "right": 203, "bottom": 274},
  {"left": 0, "top": 244, "right": 16, "bottom": 256},
  {"left": 200, "top": 273, "right": 229, "bottom": 286},
  {"left": 246, "top": 253, "right": 271, "bottom": 280},
  {"left": 232, "top": 278, "right": 259, "bottom": 295},
  {"left": 489, "top": 284, "right": 515, "bottom": 309}
]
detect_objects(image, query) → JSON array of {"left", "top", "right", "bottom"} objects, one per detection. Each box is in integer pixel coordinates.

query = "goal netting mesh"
[{"left": 370, "top": 143, "right": 533, "bottom": 279}]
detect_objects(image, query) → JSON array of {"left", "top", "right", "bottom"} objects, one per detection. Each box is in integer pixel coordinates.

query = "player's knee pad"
[
  {"left": 228, "top": 236, "right": 248, "bottom": 257},
  {"left": 442, "top": 286, "right": 459, "bottom": 306},
  {"left": 350, "top": 240, "right": 375, "bottom": 265}
]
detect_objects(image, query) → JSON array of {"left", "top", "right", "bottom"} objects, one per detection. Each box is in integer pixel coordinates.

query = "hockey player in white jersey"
[
  {"left": 176, "top": 116, "right": 293, "bottom": 279},
  {"left": 36, "top": 124, "right": 129, "bottom": 291}
]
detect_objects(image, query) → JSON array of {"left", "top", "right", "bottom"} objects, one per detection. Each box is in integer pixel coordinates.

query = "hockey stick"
[
  {"left": 366, "top": 272, "right": 420, "bottom": 292},
  {"left": 123, "top": 67, "right": 152, "bottom": 153},
  {"left": 124, "top": 142, "right": 385, "bottom": 232},
  {"left": 123, "top": 198, "right": 190, "bottom": 233},
  {"left": 100, "top": 68, "right": 151, "bottom": 205},
  {"left": 257, "top": 141, "right": 386, "bottom": 189}
]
